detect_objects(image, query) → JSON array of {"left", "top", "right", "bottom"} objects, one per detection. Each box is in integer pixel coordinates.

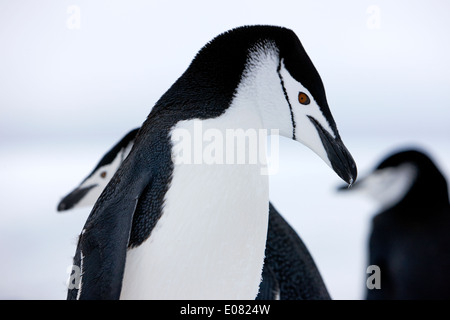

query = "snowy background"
[{"left": 1, "top": 0, "right": 449, "bottom": 299}]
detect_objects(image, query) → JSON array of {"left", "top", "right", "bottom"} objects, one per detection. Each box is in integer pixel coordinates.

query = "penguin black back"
[
  {"left": 374, "top": 149, "right": 449, "bottom": 212},
  {"left": 257, "top": 203, "right": 331, "bottom": 300},
  {"left": 341, "top": 148, "right": 450, "bottom": 300}
]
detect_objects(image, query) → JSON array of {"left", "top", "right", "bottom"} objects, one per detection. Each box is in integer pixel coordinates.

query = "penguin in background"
[
  {"left": 58, "top": 128, "right": 331, "bottom": 300},
  {"left": 67, "top": 25, "right": 357, "bottom": 300},
  {"left": 338, "top": 147, "right": 450, "bottom": 300},
  {"left": 57, "top": 129, "right": 138, "bottom": 212}
]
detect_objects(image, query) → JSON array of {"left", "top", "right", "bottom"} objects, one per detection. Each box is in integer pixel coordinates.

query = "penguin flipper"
[{"left": 67, "top": 155, "right": 152, "bottom": 300}]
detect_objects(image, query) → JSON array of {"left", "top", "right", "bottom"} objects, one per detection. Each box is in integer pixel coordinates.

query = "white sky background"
[
  {"left": 1, "top": 1, "right": 450, "bottom": 299},
  {"left": 2, "top": 0, "right": 450, "bottom": 142}
]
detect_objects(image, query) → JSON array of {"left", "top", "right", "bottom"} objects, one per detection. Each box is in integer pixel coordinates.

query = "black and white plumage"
[
  {"left": 59, "top": 129, "right": 330, "bottom": 300},
  {"left": 339, "top": 148, "right": 450, "bottom": 300},
  {"left": 67, "top": 25, "right": 356, "bottom": 300}
]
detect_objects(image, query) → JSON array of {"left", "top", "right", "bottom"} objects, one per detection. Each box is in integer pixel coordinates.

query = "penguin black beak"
[
  {"left": 308, "top": 116, "right": 357, "bottom": 186},
  {"left": 57, "top": 185, "right": 97, "bottom": 212}
]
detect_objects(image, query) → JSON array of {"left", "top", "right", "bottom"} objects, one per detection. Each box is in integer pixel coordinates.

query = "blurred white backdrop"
[{"left": 1, "top": 0, "right": 449, "bottom": 299}]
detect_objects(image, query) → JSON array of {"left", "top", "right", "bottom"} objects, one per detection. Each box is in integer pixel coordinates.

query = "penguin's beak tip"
[
  {"left": 55, "top": 184, "right": 97, "bottom": 213},
  {"left": 57, "top": 201, "right": 67, "bottom": 212},
  {"left": 336, "top": 179, "right": 358, "bottom": 192},
  {"left": 307, "top": 116, "right": 357, "bottom": 186},
  {"left": 348, "top": 178, "right": 354, "bottom": 187}
]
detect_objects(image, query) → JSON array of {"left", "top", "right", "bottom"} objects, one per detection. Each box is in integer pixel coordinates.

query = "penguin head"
[
  {"left": 271, "top": 35, "right": 357, "bottom": 185},
  {"left": 166, "top": 25, "right": 357, "bottom": 184},
  {"left": 57, "top": 129, "right": 138, "bottom": 212},
  {"left": 57, "top": 156, "right": 121, "bottom": 212},
  {"left": 339, "top": 148, "right": 449, "bottom": 210}
]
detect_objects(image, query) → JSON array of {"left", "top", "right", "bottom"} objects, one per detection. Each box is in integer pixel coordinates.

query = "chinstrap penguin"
[
  {"left": 338, "top": 148, "right": 450, "bottom": 300},
  {"left": 67, "top": 25, "right": 356, "bottom": 300}
]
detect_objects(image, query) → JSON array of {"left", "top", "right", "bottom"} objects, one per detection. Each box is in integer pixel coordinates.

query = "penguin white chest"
[{"left": 120, "top": 111, "right": 270, "bottom": 299}]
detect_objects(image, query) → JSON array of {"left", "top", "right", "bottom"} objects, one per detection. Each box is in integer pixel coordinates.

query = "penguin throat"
[{"left": 244, "top": 46, "right": 294, "bottom": 139}]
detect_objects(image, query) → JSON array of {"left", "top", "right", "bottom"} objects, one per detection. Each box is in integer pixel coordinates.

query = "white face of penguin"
[
  {"left": 70, "top": 157, "right": 122, "bottom": 209},
  {"left": 60, "top": 143, "right": 132, "bottom": 211},
  {"left": 276, "top": 60, "right": 336, "bottom": 169},
  {"left": 236, "top": 44, "right": 354, "bottom": 183},
  {"left": 358, "top": 163, "right": 417, "bottom": 209}
]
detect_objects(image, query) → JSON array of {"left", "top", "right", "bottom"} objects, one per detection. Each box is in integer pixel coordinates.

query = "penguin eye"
[
  {"left": 298, "top": 92, "right": 310, "bottom": 105},
  {"left": 100, "top": 171, "right": 107, "bottom": 178}
]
